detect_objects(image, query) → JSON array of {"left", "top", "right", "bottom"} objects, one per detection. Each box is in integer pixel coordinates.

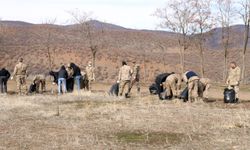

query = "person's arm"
[
  {"left": 92, "top": 68, "right": 95, "bottom": 81},
  {"left": 236, "top": 68, "right": 241, "bottom": 83},
  {"left": 6, "top": 71, "right": 11, "bottom": 79},
  {"left": 118, "top": 68, "right": 121, "bottom": 82},
  {"left": 177, "top": 76, "right": 182, "bottom": 90}
]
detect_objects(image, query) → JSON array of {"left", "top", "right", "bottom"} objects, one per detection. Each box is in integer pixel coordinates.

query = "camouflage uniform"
[
  {"left": 12, "top": 60, "right": 28, "bottom": 95},
  {"left": 164, "top": 73, "right": 181, "bottom": 98},
  {"left": 226, "top": 66, "right": 241, "bottom": 99},
  {"left": 198, "top": 78, "right": 211, "bottom": 99},
  {"left": 182, "top": 71, "right": 200, "bottom": 102},
  {"left": 86, "top": 62, "right": 95, "bottom": 91},
  {"left": 129, "top": 64, "right": 140, "bottom": 94},
  {"left": 118, "top": 64, "right": 132, "bottom": 97},
  {"left": 33, "top": 74, "right": 46, "bottom": 93}
]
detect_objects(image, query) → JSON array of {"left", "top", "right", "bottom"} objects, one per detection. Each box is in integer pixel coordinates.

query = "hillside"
[{"left": 0, "top": 20, "right": 249, "bottom": 82}]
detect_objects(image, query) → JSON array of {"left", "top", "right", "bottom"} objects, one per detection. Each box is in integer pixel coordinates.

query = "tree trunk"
[
  {"left": 241, "top": 20, "right": 250, "bottom": 83},
  {"left": 143, "top": 55, "right": 147, "bottom": 83}
]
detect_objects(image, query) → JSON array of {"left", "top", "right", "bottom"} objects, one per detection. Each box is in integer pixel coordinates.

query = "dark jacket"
[
  {"left": 0, "top": 68, "right": 11, "bottom": 80},
  {"left": 58, "top": 66, "right": 68, "bottom": 79},
  {"left": 70, "top": 63, "right": 81, "bottom": 77},
  {"left": 186, "top": 71, "right": 198, "bottom": 80}
]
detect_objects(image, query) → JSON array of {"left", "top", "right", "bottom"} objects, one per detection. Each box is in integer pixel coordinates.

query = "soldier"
[
  {"left": 226, "top": 62, "right": 241, "bottom": 102},
  {"left": 85, "top": 61, "right": 95, "bottom": 91},
  {"left": 198, "top": 78, "right": 211, "bottom": 100},
  {"left": 129, "top": 61, "right": 140, "bottom": 94},
  {"left": 164, "top": 73, "right": 181, "bottom": 99},
  {"left": 182, "top": 71, "right": 200, "bottom": 102},
  {"left": 0, "top": 68, "right": 11, "bottom": 94},
  {"left": 118, "top": 61, "right": 133, "bottom": 98},
  {"left": 11, "top": 58, "right": 28, "bottom": 95},
  {"left": 33, "top": 74, "right": 46, "bottom": 93}
]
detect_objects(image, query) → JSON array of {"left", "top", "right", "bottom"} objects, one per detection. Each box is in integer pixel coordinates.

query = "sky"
[{"left": 0, "top": 0, "right": 168, "bottom": 30}]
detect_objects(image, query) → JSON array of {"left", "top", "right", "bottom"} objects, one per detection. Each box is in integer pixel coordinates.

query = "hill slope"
[{"left": 0, "top": 20, "right": 249, "bottom": 82}]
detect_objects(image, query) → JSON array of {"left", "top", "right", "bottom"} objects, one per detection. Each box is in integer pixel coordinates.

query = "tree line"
[{"left": 154, "top": 0, "right": 250, "bottom": 83}]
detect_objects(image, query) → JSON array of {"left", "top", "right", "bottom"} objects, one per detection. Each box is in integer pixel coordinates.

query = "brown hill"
[{"left": 0, "top": 20, "right": 249, "bottom": 83}]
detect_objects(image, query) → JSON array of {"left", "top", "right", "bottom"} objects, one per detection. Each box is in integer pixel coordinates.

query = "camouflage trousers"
[
  {"left": 35, "top": 79, "right": 46, "bottom": 93},
  {"left": 129, "top": 78, "right": 140, "bottom": 94},
  {"left": 164, "top": 80, "right": 180, "bottom": 97},
  {"left": 86, "top": 80, "right": 93, "bottom": 91},
  {"left": 16, "top": 75, "right": 27, "bottom": 95},
  {"left": 198, "top": 82, "right": 211, "bottom": 99},
  {"left": 188, "top": 79, "right": 199, "bottom": 102},
  {"left": 119, "top": 80, "right": 131, "bottom": 97}
]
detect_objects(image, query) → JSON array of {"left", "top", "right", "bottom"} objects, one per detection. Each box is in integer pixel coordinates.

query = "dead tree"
[
  {"left": 69, "top": 10, "right": 105, "bottom": 67},
  {"left": 238, "top": 0, "right": 250, "bottom": 83},
  {"left": 216, "top": 0, "right": 235, "bottom": 81},
  {"left": 193, "top": 0, "right": 214, "bottom": 77},
  {"left": 154, "top": 0, "right": 197, "bottom": 73}
]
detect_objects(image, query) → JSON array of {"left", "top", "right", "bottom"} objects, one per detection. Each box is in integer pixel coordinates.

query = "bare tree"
[
  {"left": 69, "top": 10, "right": 105, "bottom": 67},
  {"left": 193, "top": 0, "right": 214, "bottom": 77},
  {"left": 43, "top": 19, "right": 57, "bottom": 71},
  {"left": 216, "top": 0, "right": 235, "bottom": 81},
  {"left": 238, "top": 0, "right": 250, "bottom": 83},
  {"left": 154, "top": 0, "right": 197, "bottom": 73}
]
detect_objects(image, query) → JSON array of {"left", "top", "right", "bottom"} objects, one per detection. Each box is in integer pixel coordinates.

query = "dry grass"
[{"left": 0, "top": 85, "right": 250, "bottom": 150}]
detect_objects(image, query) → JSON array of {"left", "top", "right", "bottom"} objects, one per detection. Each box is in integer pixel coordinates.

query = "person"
[
  {"left": 58, "top": 65, "right": 68, "bottom": 94},
  {"left": 0, "top": 68, "right": 11, "bottom": 94},
  {"left": 69, "top": 63, "right": 82, "bottom": 92},
  {"left": 198, "top": 78, "right": 211, "bottom": 100},
  {"left": 33, "top": 74, "right": 46, "bottom": 93},
  {"left": 11, "top": 58, "right": 28, "bottom": 95},
  {"left": 226, "top": 62, "right": 241, "bottom": 102},
  {"left": 66, "top": 64, "right": 74, "bottom": 78},
  {"left": 129, "top": 61, "right": 141, "bottom": 94},
  {"left": 85, "top": 61, "right": 95, "bottom": 91},
  {"left": 164, "top": 73, "right": 181, "bottom": 99},
  {"left": 182, "top": 71, "right": 200, "bottom": 102},
  {"left": 118, "top": 61, "right": 133, "bottom": 98}
]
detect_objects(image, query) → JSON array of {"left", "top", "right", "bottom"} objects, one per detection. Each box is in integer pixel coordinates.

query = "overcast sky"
[{"left": 0, "top": 0, "right": 168, "bottom": 30}]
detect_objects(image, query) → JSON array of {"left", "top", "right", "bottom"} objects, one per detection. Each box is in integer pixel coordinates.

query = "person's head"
[
  {"left": 61, "top": 65, "right": 66, "bottom": 70},
  {"left": 69, "top": 62, "right": 75, "bottom": 68},
  {"left": 88, "top": 61, "right": 92, "bottom": 66},
  {"left": 18, "top": 58, "right": 23, "bottom": 63},
  {"left": 230, "top": 62, "right": 237, "bottom": 69},
  {"left": 122, "top": 61, "right": 127, "bottom": 66}
]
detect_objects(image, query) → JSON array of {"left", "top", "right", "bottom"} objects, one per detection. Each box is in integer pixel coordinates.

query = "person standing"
[
  {"left": 0, "top": 68, "right": 11, "bottom": 94},
  {"left": 58, "top": 65, "right": 68, "bottom": 94},
  {"left": 118, "top": 61, "right": 132, "bottom": 98},
  {"left": 11, "top": 58, "right": 28, "bottom": 95},
  {"left": 226, "top": 62, "right": 241, "bottom": 102},
  {"left": 70, "top": 63, "right": 82, "bottom": 92},
  {"left": 129, "top": 61, "right": 141, "bottom": 94},
  {"left": 182, "top": 71, "right": 200, "bottom": 102},
  {"left": 85, "top": 61, "right": 95, "bottom": 91}
]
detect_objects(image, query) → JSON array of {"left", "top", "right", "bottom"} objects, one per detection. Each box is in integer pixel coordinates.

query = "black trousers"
[{"left": 0, "top": 76, "right": 8, "bottom": 93}]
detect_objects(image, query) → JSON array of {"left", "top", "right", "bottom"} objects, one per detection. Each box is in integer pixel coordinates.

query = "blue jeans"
[
  {"left": 58, "top": 78, "right": 67, "bottom": 94},
  {"left": 74, "top": 76, "right": 81, "bottom": 91}
]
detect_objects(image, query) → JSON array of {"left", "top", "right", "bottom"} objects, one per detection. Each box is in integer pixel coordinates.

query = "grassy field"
[{"left": 0, "top": 80, "right": 250, "bottom": 149}]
